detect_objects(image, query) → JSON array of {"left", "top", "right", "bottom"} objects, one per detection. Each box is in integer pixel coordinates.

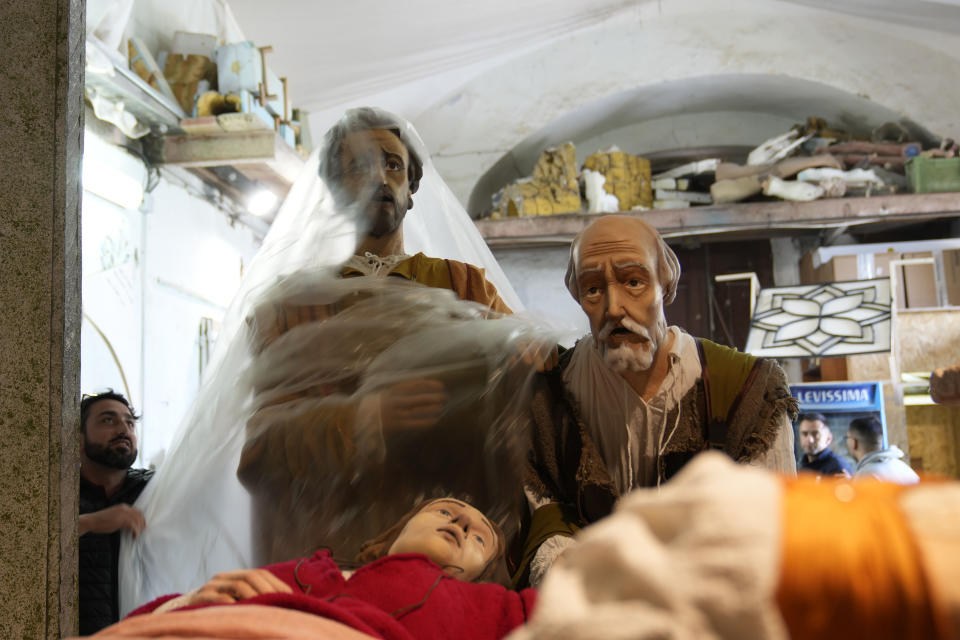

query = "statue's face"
[
  {"left": 337, "top": 128, "right": 412, "bottom": 238},
  {"left": 575, "top": 218, "right": 667, "bottom": 374},
  {"left": 799, "top": 419, "right": 832, "bottom": 455},
  {"left": 388, "top": 498, "right": 497, "bottom": 582}
]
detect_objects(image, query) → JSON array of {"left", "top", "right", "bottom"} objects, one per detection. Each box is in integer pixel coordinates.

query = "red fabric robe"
[{"left": 129, "top": 551, "right": 536, "bottom": 640}]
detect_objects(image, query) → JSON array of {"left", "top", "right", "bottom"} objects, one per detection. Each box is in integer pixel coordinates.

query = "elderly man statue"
[{"left": 516, "top": 214, "right": 797, "bottom": 586}]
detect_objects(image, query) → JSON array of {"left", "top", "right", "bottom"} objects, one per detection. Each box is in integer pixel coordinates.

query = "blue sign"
[
  {"left": 790, "top": 382, "right": 882, "bottom": 411},
  {"left": 790, "top": 381, "right": 887, "bottom": 450}
]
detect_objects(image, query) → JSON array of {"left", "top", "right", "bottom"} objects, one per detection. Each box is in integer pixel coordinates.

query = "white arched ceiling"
[
  {"left": 466, "top": 74, "right": 940, "bottom": 215},
  {"left": 412, "top": 0, "right": 960, "bottom": 209}
]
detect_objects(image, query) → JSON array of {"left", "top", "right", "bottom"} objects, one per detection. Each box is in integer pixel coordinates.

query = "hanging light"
[{"left": 247, "top": 189, "right": 279, "bottom": 217}]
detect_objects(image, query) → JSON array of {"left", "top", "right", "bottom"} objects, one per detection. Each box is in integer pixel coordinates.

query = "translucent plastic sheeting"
[
  {"left": 87, "top": 0, "right": 247, "bottom": 64},
  {"left": 86, "top": 0, "right": 646, "bottom": 115},
  {"left": 119, "top": 108, "right": 555, "bottom": 613}
]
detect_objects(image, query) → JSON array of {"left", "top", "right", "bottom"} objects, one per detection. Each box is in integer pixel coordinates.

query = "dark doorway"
[{"left": 666, "top": 239, "right": 774, "bottom": 350}]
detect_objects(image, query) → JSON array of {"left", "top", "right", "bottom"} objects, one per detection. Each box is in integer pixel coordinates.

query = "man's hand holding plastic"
[{"left": 78, "top": 504, "right": 146, "bottom": 538}]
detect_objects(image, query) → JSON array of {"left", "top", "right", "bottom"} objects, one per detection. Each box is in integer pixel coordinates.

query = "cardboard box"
[
  {"left": 799, "top": 251, "right": 859, "bottom": 284},
  {"left": 799, "top": 244, "right": 960, "bottom": 311},
  {"left": 818, "top": 255, "right": 858, "bottom": 283},
  {"left": 944, "top": 249, "right": 960, "bottom": 306},
  {"left": 902, "top": 251, "right": 938, "bottom": 308},
  {"left": 871, "top": 252, "right": 906, "bottom": 309}
]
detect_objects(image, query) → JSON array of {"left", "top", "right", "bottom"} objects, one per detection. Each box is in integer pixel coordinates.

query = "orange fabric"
[
  {"left": 341, "top": 252, "right": 453, "bottom": 290},
  {"left": 776, "top": 476, "right": 945, "bottom": 640},
  {"left": 249, "top": 298, "right": 342, "bottom": 354},
  {"left": 342, "top": 253, "right": 511, "bottom": 313},
  {"left": 444, "top": 257, "right": 512, "bottom": 314}
]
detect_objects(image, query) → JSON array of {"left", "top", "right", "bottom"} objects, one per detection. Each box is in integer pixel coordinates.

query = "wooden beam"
[
  {"left": 476, "top": 193, "right": 960, "bottom": 246},
  {"left": 148, "top": 130, "right": 304, "bottom": 185}
]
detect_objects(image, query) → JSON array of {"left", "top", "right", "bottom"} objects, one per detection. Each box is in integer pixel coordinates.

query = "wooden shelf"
[
  {"left": 85, "top": 40, "right": 186, "bottom": 134},
  {"left": 85, "top": 38, "right": 305, "bottom": 222},
  {"left": 475, "top": 192, "right": 960, "bottom": 246},
  {"left": 144, "top": 129, "right": 305, "bottom": 189}
]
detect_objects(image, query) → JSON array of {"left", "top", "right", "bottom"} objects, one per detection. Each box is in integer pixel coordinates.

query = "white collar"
[{"left": 344, "top": 252, "right": 410, "bottom": 277}]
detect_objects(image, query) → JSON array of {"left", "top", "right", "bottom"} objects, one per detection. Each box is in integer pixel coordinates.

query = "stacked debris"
[
  {"left": 494, "top": 143, "right": 581, "bottom": 217},
  {"left": 582, "top": 148, "right": 653, "bottom": 212},
  {"left": 486, "top": 116, "right": 959, "bottom": 218},
  {"left": 127, "top": 31, "right": 309, "bottom": 152},
  {"left": 706, "top": 117, "right": 951, "bottom": 203}
]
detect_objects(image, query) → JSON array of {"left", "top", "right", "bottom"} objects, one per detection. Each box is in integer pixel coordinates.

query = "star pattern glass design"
[{"left": 745, "top": 278, "right": 892, "bottom": 358}]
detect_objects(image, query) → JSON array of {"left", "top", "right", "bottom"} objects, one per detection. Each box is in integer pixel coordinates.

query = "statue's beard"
[
  {"left": 365, "top": 187, "right": 407, "bottom": 239},
  {"left": 333, "top": 184, "right": 407, "bottom": 242},
  {"left": 603, "top": 342, "right": 653, "bottom": 373},
  {"left": 367, "top": 201, "right": 404, "bottom": 238},
  {"left": 598, "top": 314, "right": 666, "bottom": 373}
]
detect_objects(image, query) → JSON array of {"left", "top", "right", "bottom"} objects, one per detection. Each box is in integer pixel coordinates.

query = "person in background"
[
  {"left": 797, "top": 412, "right": 852, "bottom": 477},
  {"left": 78, "top": 390, "right": 154, "bottom": 635},
  {"left": 846, "top": 415, "right": 919, "bottom": 484}
]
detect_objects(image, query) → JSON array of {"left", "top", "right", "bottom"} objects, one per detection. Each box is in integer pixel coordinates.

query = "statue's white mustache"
[{"left": 598, "top": 316, "right": 651, "bottom": 342}]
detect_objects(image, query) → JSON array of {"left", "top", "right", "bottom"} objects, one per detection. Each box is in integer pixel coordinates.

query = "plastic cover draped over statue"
[{"left": 120, "top": 108, "right": 549, "bottom": 613}]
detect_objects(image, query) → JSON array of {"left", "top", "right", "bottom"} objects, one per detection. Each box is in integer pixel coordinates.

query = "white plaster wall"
[
  {"left": 576, "top": 112, "right": 798, "bottom": 159},
  {"left": 81, "top": 177, "right": 261, "bottom": 468},
  {"left": 140, "top": 181, "right": 260, "bottom": 466},
  {"left": 81, "top": 192, "right": 145, "bottom": 417},
  {"left": 492, "top": 246, "right": 589, "bottom": 347},
  {"left": 414, "top": 0, "right": 960, "bottom": 206}
]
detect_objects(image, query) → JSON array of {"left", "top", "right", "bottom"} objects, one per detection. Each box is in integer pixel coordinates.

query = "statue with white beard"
[{"left": 513, "top": 215, "right": 798, "bottom": 587}]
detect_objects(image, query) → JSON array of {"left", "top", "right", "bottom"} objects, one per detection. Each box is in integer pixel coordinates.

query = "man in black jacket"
[
  {"left": 797, "top": 412, "right": 852, "bottom": 476},
  {"left": 78, "top": 391, "right": 154, "bottom": 635}
]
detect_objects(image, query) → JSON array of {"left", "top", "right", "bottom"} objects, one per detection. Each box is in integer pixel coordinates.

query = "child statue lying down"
[{"left": 90, "top": 498, "right": 536, "bottom": 640}]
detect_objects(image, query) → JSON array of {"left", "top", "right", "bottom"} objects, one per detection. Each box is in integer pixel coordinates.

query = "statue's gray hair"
[{"left": 564, "top": 216, "right": 681, "bottom": 305}]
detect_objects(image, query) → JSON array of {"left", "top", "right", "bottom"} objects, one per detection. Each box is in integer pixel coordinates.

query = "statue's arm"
[
  {"left": 448, "top": 259, "right": 513, "bottom": 314},
  {"left": 236, "top": 393, "right": 381, "bottom": 488},
  {"left": 749, "top": 411, "right": 797, "bottom": 475}
]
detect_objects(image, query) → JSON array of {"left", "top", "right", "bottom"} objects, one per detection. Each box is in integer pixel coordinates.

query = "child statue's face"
[{"left": 388, "top": 498, "right": 497, "bottom": 581}]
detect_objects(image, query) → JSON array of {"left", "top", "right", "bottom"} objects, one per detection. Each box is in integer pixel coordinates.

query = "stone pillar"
[{"left": 0, "top": 0, "right": 84, "bottom": 637}]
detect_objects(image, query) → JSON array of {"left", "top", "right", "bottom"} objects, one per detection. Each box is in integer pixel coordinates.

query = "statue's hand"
[
  {"left": 185, "top": 569, "right": 293, "bottom": 606},
  {"left": 511, "top": 340, "right": 559, "bottom": 373}
]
